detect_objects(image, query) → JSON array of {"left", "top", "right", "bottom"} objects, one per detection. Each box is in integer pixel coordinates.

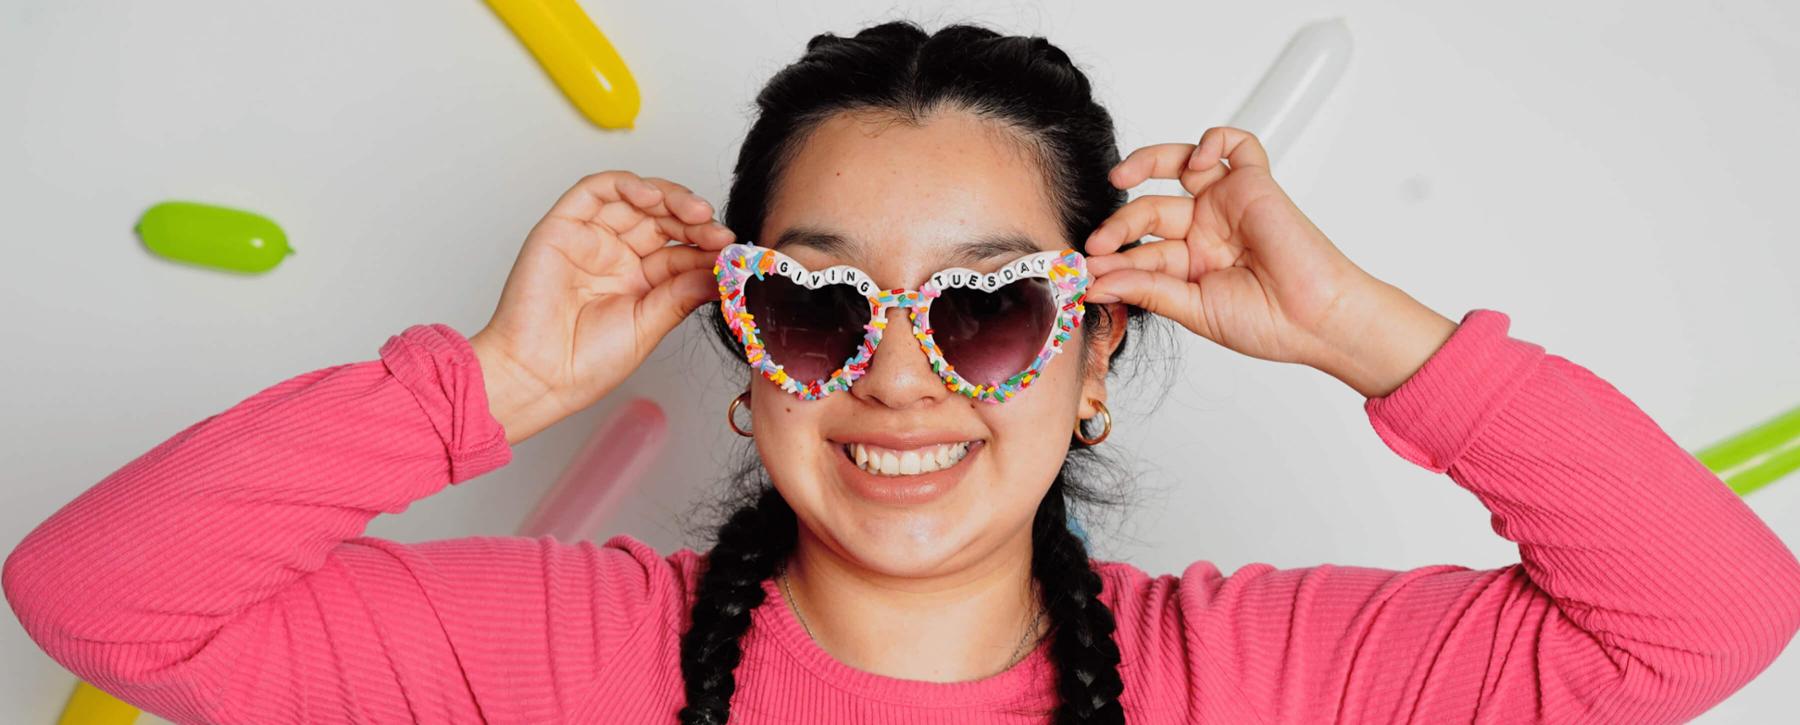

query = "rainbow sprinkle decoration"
[{"left": 713, "top": 243, "right": 1089, "bottom": 404}]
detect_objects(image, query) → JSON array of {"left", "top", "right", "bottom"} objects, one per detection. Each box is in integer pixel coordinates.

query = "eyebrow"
[
  {"left": 769, "top": 226, "right": 1047, "bottom": 265},
  {"left": 770, "top": 227, "right": 859, "bottom": 256}
]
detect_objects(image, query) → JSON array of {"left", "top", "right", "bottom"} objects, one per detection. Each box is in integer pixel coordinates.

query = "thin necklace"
[{"left": 778, "top": 565, "right": 1046, "bottom": 675}]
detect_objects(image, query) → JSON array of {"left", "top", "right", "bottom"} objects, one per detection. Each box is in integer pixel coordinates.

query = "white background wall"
[{"left": 4, "top": 1, "right": 1797, "bottom": 722}]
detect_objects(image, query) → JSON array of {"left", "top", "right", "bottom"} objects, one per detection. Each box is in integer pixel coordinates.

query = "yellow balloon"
[
  {"left": 486, "top": 0, "right": 640, "bottom": 129},
  {"left": 58, "top": 681, "right": 138, "bottom": 725}
]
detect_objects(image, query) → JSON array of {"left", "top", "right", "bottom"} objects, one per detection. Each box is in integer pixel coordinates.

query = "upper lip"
[{"left": 829, "top": 431, "right": 984, "bottom": 450}]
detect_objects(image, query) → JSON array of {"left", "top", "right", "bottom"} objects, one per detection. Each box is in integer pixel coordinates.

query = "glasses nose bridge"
[
  {"left": 871, "top": 288, "right": 934, "bottom": 347},
  {"left": 852, "top": 289, "right": 947, "bottom": 403},
  {"left": 874, "top": 287, "right": 929, "bottom": 311},
  {"left": 870, "top": 290, "right": 928, "bottom": 347}
]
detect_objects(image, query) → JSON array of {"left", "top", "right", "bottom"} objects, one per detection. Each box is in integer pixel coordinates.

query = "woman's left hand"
[{"left": 1084, "top": 126, "right": 1457, "bottom": 398}]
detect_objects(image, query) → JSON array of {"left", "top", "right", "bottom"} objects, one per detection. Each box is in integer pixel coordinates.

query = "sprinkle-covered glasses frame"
[{"left": 713, "top": 242, "right": 1090, "bottom": 403}]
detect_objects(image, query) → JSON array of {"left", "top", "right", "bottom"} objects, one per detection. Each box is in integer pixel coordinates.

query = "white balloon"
[{"left": 1227, "top": 18, "right": 1354, "bottom": 162}]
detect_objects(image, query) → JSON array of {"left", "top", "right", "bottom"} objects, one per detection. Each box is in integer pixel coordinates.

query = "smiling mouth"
[{"left": 841, "top": 441, "right": 976, "bottom": 476}]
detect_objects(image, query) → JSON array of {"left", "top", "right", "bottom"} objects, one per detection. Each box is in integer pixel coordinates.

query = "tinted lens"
[
  {"left": 744, "top": 274, "right": 869, "bottom": 383},
  {"left": 932, "top": 278, "right": 1056, "bottom": 386}
]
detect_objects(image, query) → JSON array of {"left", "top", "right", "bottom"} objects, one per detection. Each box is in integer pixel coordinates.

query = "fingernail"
[{"left": 1086, "top": 291, "right": 1119, "bottom": 304}]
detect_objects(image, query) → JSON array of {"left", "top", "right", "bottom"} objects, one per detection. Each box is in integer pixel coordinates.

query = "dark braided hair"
[
  {"left": 680, "top": 19, "right": 1151, "bottom": 724},
  {"left": 677, "top": 486, "right": 796, "bottom": 722}
]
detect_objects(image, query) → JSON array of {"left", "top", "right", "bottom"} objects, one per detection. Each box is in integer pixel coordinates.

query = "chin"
[
  {"left": 810, "top": 457, "right": 986, "bottom": 576},
  {"left": 830, "top": 516, "right": 974, "bottom": 577},
  {"left": 767, "top": 433, "right": 1047, "bottom": 576}
]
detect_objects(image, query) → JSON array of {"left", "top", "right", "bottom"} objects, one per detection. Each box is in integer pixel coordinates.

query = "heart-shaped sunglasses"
[{"left": 713, "top": 243, "right": 1090, "bottom": 403}]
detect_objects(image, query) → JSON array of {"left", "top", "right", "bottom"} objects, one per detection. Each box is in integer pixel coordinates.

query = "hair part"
[{"left": 680, "top": 18, "right": 1153, "bottom": 724}]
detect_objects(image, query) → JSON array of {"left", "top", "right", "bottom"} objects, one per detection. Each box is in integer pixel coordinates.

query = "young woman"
[{"left": 8, "top": 20, "right": 1799, "bottom": 725}]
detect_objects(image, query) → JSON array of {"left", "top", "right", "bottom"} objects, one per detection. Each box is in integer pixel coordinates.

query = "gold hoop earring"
[
  {"left": 727, "top": 392, "right": 753, "bottom": 437},
  {"left": 1074, "top": 399, "right": 1111, "bottom": 446}
]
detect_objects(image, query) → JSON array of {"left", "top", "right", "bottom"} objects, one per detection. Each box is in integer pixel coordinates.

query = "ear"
[{"left": 1078, "top": 303, "right": 1129, "bottom": 418}]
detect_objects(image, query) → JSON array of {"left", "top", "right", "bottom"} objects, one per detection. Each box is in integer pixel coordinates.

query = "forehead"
[{"left": 761, "top": 110, "right": 1065, "bottom": 277}]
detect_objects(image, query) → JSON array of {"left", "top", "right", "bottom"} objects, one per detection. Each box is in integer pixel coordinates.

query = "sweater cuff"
[
  {"left": 1363, "top": 309, "right": 1546, "bottom": 473},
  {"left": 378, "top": 323, "right": 513, "bottom": 483}
]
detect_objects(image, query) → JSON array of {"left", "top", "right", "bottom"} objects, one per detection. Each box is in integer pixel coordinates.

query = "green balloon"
[
  {"left": 136, "top": 201, "right": 293, "bottom": 274},
  {"left": 1696, "top": 405, "right": 1800, "bottom": 496}
]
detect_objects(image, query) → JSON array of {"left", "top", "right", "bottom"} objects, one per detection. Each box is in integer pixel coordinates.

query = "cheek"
[
  {"left": 747, "top": 379, "right": 821, "bottom": 475},
  {"left": 1037, "top": 328, "right": 1094, "bottom": 406},
  {"left": 973, "top": 401, "right": 1072, "bottom": 532},
  {"left": 987, "top": 393, "right": 1076, "bottom": 457},
  {"left": 981, "top": 350, "right": 1083, "bottom": 482}
]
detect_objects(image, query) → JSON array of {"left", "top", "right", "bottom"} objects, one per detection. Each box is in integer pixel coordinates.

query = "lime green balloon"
[
  {"left": 136, "top": 201, "right": 293, "bottom": 274},
  {"left": 1696, "top": 405, "right": 1800, "bottom": 496}
]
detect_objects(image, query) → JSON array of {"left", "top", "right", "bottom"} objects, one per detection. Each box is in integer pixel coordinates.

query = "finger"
[
  {"left": 690, "top": 220, "right": 738, "bottom": 251},
  {"left": 597, "top": 189, "right": 733, "bottom": 255},
  {"left": 634, "top": 268, "right": 717, "bottom": 344},
  {"left": 599, "top": 205, "right": 671, "bottom": 257},
  {"left": 1086, "top": 238, "right": 1191, "bottom": 279},
  {"left": 547, "top": 170, "right": 658, "bottom": 222},
  {"left": 638, "top": 177, "right": 721, "bottom": 226},
  {"left": 1111, "top": 142, "right": 1231, "bottom": 197},
  {"left": 1110, "top": 143, "right": 1194, "bottom": 188},
  {"left": 1085, "top": 269, "right": 1211, "bottom": 339},
  {"left": 640, "top": 244, "right": 714, "bottom": 287},
  {"left": 548, "top": 171, "right": 673, "bottom": 257},
  {"left": 647, "top": 217, "right": 736, "bottom": 252},
  {"left": 607, "top": 178, "right": 735, "bottom": 252},
  {"left": 1189, "top": 126, "right": 1271, "bottom": 173},
  {"left": 1085, "top": 195, "right": 1194, "bottom": 255},
  {"left": 1175, "top": 161, "right": 1229, "bottom": 197}
]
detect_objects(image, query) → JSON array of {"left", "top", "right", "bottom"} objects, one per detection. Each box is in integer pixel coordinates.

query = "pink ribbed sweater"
[{"left": 6, "top": 310, "right": 1800, "bottom": 724}]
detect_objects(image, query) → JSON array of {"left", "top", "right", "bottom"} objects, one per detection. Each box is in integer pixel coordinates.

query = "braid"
[
  {"left": 677, "top": 486, "right": 797, "bottom": 724},
  {"left": 1033, "top": 477, "right": 1128, "bottom": 724}
]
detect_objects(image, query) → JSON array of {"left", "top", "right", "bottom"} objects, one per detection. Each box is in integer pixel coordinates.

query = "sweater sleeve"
[
  {"left": 1175, "top": 309, "right": 1800, "bottom": 724},
  {"left": 2, "top": 324, "right": 678, "bottom": 724}
]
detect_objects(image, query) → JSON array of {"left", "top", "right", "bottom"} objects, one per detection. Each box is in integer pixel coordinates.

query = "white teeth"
[{"left": 845, "top": 440, "right": 974, "bottom": 476}]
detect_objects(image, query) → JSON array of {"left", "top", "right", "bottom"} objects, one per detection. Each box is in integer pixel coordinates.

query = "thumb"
[
  {"left": 1087, "top": 269, "right": 1213, "bottom": 340},
  {"left": 635, "top": 268, "right": 717, "bottom": 344}
]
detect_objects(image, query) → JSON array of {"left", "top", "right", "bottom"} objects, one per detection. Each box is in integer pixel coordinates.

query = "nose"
[{"left": 850, "top": 306, "right": 951, "bottom": 410}]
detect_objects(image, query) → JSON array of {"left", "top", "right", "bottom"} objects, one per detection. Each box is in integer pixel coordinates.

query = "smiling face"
[{"left": 747, "top": 109, "right": 1119, "bottom": 579}]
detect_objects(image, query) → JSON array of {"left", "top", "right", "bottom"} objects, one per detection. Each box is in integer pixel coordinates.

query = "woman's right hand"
[{"left": 469, "top": 172, "right": 736, "bottom": 445}]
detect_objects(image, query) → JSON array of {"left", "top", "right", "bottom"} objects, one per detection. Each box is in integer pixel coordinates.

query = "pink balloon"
[{"left": 517, "top": 398, "right": 668, "bottom": 542}]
